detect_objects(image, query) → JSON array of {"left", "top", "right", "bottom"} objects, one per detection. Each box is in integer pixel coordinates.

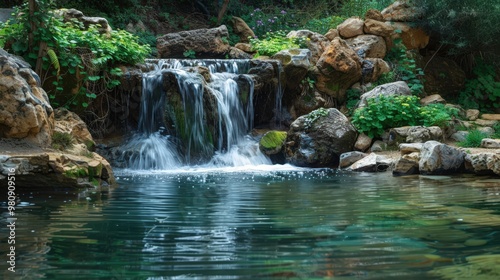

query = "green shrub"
[
  {"left": 303, "top": 15, "right": 346, "bottom": 34},
  {"left": 457, "top": 130, "right": 487, "bottom": 148},
  {"left": 420, "top": 103, "right": 460, "bottom": 127},
  {"left": 456, "top": 60, "right": 500, "bottom": 112},
  {"left": 385, "top": 39, "right": 425, "bottom": 95},
  {"left": 249, "top": 31, "right": 306, "bottom": 57},
  {"left": 0, "top": 1, "right": 150, "bottom": 110},
  {"left": 351, "top": 95, "right": 460, "bottom": 138},
  {"left": 492, "top": 123, "right": 500, "bottom": 139},
  {"left": 52, "top": 132, "right": 74, "bottom": 151},
  {"left": 352, "top": 95, "right": 422, "bottom": 138},
  {"left": 340, "top": 0, "right": 394, "bottom": 17}
]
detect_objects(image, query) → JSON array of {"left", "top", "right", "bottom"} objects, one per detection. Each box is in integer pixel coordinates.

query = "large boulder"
[
  {"left": 364, "top": 19, "right": 395, "bottom": 38},
  {"left": 285, "top": 108, "right": 358, "bottom": 167},
  {"left": 315, "top": 37, "right": 362, "bottom": 103},
  {"left": 364, "top": 58, "right": 391, "bottom": 83},
  {"left": 419, "top": 141, "right": 466, "bottom": 175},
  {"left": 390, "top": 22, "right": 429, "bottom": 50},
  {"left": 346, "top": 35, "right": 387, "bottom": 59},
  {"left": 357, "top": 81, "right": 412, "bottom": 108},
  {"left": 337, "top": 17, "right": 365, "bottom": 38},
  {"left": 157, "top": 25, "right": 231, "bottom": 58},
  {"left": 231, "top": 16, "right": 255, "bottom": 43},
  {"left": 287, "top": 30, "right": 331, "bottom": 64},
  {"left": 0, "top": 50, "right": 54, "bottom": 147},
  {"left": 272, "top": 48, "right": 311, "bottom": 94}
]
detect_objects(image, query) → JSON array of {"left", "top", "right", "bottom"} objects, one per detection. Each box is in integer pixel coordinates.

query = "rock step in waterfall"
[{"left": 120, "top": 59, "right": 275, "bottom": 170}]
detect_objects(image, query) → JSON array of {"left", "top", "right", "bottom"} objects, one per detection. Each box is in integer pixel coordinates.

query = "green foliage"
[
  {"left": 419, "top": 103, "right": 460, "bottom": 127},
  {"left": 303, "top": 15, "right": 346, "bottom": 34},
  {"left": 351, "top": 95, "right": 460, "bottom": 138},
  {"left": 352, "top": 95, "right": 422, "bottom": 138},
  {"left": 243, "top": 7, "right": 297, "bottom": 38},
  {"left": 413, "top": 0, "right": 500, "bottom": 58},
  {"left": 0, "top": 1, "right": 149, "bottom": 111},
  {"left": 64, "top": 167, "right": 88, "bottom": 178},
  {"left": 304, "top": 107, "right": 329, "bottom": 129},
  {"left": 385, "top": 39, "right": 425, "bottom": 95},
  {"left": 457, "top": 60, "right": 500, "bottom": 112},
  {"left": 249, "top": 31, "right": 305, "bottom": 57},
  {"left": 183, "top": 49, "right": 196, "bottom": 58},
  {"left": 52, "top": 131, "right": 74, "bottom": 151},
  {"left": 340, "top": 0, "right": 394, "bottom": 17},
  {"left": 457, "top": 129, "right": 487, "bottom": 148},
  {"left": 492, "top": 123, "right": 500, "bottom": 139}
]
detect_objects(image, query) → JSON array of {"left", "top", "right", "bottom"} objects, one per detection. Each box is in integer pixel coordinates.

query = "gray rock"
[
  {"left": 347, "top": 153, "right": 392, "bottom": 172},
  {"left": 285, "top": 108, "right": 358, "bottom": 167},
  {"left": 481, "top": 138, "right": 500, "bottom": 149},
  {"left": 464, "top": 153, "right": 496, "bottom": 175},
  {"left": 419, "top": 141, "right": 465, "bottom": 175},
  {"left": 157, "top": 25, "right": 231, "bottom": 58},
  {"left": 357, "top": 81, "right": 411, "bottom": 108},
  {"left": 399, "top": 143, "right": 423, "bottom": 155},
  {"left": 339, "top": 151, "right": 368, "bottom": 168},
  {"left": 393, "top": 153, "right": 420, "bottom": 176}
]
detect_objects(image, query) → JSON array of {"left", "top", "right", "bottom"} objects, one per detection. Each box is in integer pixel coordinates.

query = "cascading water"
[
  {"left": 119, "top": 67, "right": 183, "bottom": 170},
  {"left": 121, "top": 59, "right": 273, "bottom": 170}
]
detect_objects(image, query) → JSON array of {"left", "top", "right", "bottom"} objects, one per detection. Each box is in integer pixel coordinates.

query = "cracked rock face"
[{"left": 0, "top": 52, "right": 54, "bottom": 147}]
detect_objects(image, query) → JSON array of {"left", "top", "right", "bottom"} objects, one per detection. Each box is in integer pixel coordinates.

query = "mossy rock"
[{"left": 260, "top": 130, "right": 287, "bottom": 155}]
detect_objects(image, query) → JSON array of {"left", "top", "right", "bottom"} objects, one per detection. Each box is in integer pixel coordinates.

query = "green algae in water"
[{"left": 431, "top": 254, "right": 500, "bottom": 280}]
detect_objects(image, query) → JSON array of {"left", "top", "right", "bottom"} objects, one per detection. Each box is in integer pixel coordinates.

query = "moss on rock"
[{"left": 260, "top": 130, "right": 287, "bottom": 155}]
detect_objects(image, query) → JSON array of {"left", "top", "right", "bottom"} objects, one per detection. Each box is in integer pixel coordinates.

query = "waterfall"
[
  {"left": 119, "top": 67, "right": 182, "bottom": 170},
  {"left": 121, "top": 59, "right": 272, "bottom": 170}
]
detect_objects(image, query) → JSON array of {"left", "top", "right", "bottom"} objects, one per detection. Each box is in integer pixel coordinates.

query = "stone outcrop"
[
  {"left": 419, "top": 141, "right": 465, "bottom": 175},
  {"left": 357, "top": 81, "right": 412, "bottom": 108},
  {"left": 272, "top": 48, "right": 311, "bottom": 95},
  {"left": 314, "top": 38, "right": 362, "bottom": 103},
  {"left": 55, "top": 8, "right": 112, "bottom": 35},
  {"left": 287, "top": 30, "right": 330, "bottom": 64},
  {"left": 232, "top": 16, "right": 255, "bottom": 43},
  {"left": 337, "top": 17, "right": 365, "bottom": 38},
  {"left": 0, "top": 151, "right": 114, "bottom": 189},
  {"left": 347, "top": 152, "right": 392, "bottom": 172},
  {"left": 0, "top": 49, "right": 54, "bottom": 147},
  {"left": 346, "top": 35, "right": 387, "bottom": 59},
  {"left": 285, "top": 108, "right": 358, "bottom": 167},
  {"left": 157, "top": 25, "right": 231, "bottom": 58}
]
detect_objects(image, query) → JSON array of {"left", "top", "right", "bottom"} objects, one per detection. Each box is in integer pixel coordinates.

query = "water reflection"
[{"left": 1, "top": 170, "right": 499, "bottom": 279}]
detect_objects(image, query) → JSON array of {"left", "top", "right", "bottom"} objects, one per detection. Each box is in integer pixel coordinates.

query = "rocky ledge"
[{"left": 0, "top": 49, "right": 115, "bottom": 193}]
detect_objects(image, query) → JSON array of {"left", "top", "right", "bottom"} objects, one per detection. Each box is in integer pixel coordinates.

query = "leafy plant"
[
  {"left": 0, "top": 1, "right": 149, "bottom": 112},
  {"left": 183, "top": 49, "right": 196, "bottom": 58},
  {"left": 457, "top": 129, "right": 488, "bottom": 147},
  {"left": 420, "top": 103, "right": 460, "bottom": 127},
  {"left": 456, "top": 60, "right": 500, "bottom": 112},
  {"left": 352, "top": 95, "right": 422, "bottom": 138},
  {"left": 340, "top": 0, "right": 394, "bottom": 17},
  {"left": 492, "top": 123, "right": 500, "bottom": 139},
  {"left": 304, "top": 107, "right": 329, "bottom": 129},
  {"left": 385, "top": 39, "right": 425, "bottom": 95},
  {"left": 303, "top": 15, "right": 346, "bottom": 34},
  {"left": 250, "top": 31, "right": 305, "bottom": 57}
]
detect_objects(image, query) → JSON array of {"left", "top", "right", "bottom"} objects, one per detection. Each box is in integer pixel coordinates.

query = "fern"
[{"left": 47, "top": 48, "right": 60, "bottom": 76}]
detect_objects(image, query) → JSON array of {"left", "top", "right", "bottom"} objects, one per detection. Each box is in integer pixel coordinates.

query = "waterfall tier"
[{"left": 118, "top": 59, "right": 280, "bottom": 170}]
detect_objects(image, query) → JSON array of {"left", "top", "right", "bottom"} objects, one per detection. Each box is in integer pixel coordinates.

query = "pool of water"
[{"left": 2, "top": 167, "right": 500, "bottom": 279}]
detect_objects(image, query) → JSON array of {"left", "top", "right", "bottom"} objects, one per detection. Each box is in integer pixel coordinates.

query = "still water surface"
[{"left": 2, "top": 167, "right": 500, "bottom": 279}]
